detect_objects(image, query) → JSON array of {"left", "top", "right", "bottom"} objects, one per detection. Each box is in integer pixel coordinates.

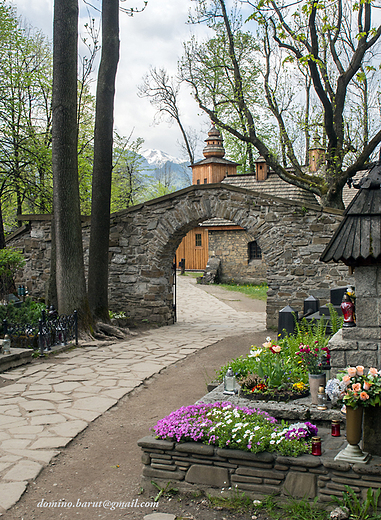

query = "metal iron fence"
[{"left": 2, "top": 309, "right": 78, "bottom": 355}]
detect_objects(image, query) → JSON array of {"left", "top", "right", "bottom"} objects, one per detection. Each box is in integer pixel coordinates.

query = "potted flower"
[
  {"left": 295, "top": 342, "right": 330, "bottom": 404},
  {"left": 327, "top": 366, "right": 381, "bottom": 462}
]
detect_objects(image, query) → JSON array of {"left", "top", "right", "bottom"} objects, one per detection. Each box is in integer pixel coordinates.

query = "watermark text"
[{"left": 37, "top": 498, "right": 159, "bottom": 510}]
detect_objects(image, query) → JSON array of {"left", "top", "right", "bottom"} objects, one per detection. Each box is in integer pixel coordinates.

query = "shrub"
[{"left": 0, "top": 248, "right": 25, "bottom": 299}]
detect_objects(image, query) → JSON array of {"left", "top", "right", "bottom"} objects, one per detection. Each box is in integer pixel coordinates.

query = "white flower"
[
  {"left": 254, "top": 426, "right": 260, "bottom": 431},
  {"left": 270, "top": 440, "right": 275, "bottom": 444},
  {"left": 249, "top": 348, "right": 262, "bottom": 358},
  {"left": 266, "top": 336, "right": 271, "bottom": 342}
]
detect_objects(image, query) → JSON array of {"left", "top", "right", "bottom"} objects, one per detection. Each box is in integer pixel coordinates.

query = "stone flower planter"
[{"left": 138, "top": 434, "right": 381, "bottom": 503}]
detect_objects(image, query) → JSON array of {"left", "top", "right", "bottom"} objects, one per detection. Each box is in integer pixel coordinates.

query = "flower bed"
[
  {"left": 215, "top": 314, "right": 339, "bottom": 401},
  {"left": 153, "top": 401, "right": 318, "bottom": 458}
]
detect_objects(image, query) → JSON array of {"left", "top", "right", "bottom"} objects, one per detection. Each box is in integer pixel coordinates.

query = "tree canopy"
[{"left": 182, "top": 0, "right": 381, "bottom": 208}]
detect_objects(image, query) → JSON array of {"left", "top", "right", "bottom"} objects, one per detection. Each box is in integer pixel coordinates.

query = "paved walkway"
[{"left": 0, "top": 276, "right": 266, "bottom": 512}]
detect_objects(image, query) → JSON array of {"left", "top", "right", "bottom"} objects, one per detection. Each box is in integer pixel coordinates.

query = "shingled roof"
[
  {"left": 320, "top": 163, "right": 381, "bottom": 266},
  {"left": 222, "top": 172, "right": 320, "bottom": 205}
]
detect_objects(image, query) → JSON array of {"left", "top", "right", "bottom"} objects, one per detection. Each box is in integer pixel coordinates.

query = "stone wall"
[
  {"left": 208, "top": 229, "right": 267, "bottom": 284},
  {"left": 138, "top": 436, "right": 381, "bottom": 503},
  {"left": 328, "top": 265, "right": 381, "bottom": 371},
  {"left": 9, "top": 184, "right": 353, "bottom": 328}
]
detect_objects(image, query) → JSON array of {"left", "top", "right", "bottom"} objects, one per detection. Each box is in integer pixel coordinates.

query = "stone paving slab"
[{"left": 0, "top": 275, "right": 265, "bottom": 512}]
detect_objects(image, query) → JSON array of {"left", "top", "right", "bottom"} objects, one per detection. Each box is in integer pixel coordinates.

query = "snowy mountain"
[
  {"left": 141, "top": 148, "right": 185, "bottom": 166},
  {"left": 140, "top": 149, "right": 192, "bottom": 189}
]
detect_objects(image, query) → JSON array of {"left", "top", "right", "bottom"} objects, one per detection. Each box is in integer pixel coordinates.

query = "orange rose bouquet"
[{"left": 336, "top": 366, "right": 381, "bottom": 409}]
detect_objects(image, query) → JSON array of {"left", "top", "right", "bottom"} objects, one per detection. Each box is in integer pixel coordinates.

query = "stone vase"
[
  {"left": 308, "top": 373, "right": 326, "bottom": 405},
  {"left": 334, "top": 405, "right": 370, "bottom": 463},
  {"left": 363, "top": 405, "right": 381, "bottom": 456}
]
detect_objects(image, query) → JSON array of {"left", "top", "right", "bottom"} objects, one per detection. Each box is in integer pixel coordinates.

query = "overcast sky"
[{"left": 10, "top": 0, "right": 215, "bottom": 159}]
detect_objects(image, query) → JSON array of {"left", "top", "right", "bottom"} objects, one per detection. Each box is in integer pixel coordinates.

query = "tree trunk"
[
  {"left": 0, "top": 200, "right": 6, "bottom": 250},
  {"left": 47, "top": 213, "right": 58, "bottom": 309},
  {"left": 88, "top": 0, "right": 120, "bottom": 321},
  {"left": 52, "top": 0, "right": 90, "bottom": 326}
]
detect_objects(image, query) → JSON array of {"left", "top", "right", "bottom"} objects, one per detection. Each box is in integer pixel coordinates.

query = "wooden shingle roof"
[
  {"left": 222, "top": 172, "right": 320, "bottom": 205},
  {"left": 320, "top": 163, "right": 381, "bottom": 266}
]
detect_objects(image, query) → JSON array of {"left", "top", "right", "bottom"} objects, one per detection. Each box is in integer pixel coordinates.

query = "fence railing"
[{"left": 2, "top": 309, "right": 78, "bottom": 355}]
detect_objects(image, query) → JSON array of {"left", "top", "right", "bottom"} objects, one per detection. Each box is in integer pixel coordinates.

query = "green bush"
[
  {"left": 0, "top": 298, "right": 45, "bottom": 330},
  {"left": 0, "top": 248, "right": 25, "bottom": 299}
]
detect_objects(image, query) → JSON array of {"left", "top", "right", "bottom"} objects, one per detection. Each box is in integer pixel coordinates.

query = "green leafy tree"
[
  {"left": 111, "top": 133, "right": 147, "bottom": 211},
  {"left": 181, "top": 24, "right": 269, "bottom": 173},
  {"left": 184, "top": 0, "right": 381, "bottom": 209},
  {"left": 0, "top": 4, "right": 53, "bottom": 244}
]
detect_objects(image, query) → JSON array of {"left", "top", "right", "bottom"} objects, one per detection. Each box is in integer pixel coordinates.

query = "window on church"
[
  {"left": 204, "top": 178, "right": 207, "bottom": 184},
  {"left": 196, "top": 179, "right": 200, "bottom": 185},
  {"left": 195, "top": 234, "right": 202, "bottom": 247},
  {"left": 248, "top": 240, "right": 262, "bottom": 261}
]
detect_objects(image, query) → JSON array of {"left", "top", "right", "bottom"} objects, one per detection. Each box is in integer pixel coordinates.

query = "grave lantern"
[{"left": 223, "top": 367, "right": 237, "bottom": 395}]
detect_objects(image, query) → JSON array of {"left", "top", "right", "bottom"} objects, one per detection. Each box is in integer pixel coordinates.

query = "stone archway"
[
  {"left": 106, "top": 183, "right": 349, "bottom": 328},
  {"left": 10, "top": 183, "right": 350, "bottom": 328}
]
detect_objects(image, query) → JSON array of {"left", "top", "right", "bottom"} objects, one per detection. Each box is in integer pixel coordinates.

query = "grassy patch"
[
  {"left": 207, "top": 489, "right": 258, "bottom": 513},
  {"left": 183, "top": 271, "right": 203, "bottom": 278},
  {"left": 217, "top": 282, "right": 268, "bottom": 301}
]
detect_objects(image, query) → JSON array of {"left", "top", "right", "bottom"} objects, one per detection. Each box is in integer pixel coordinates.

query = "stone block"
[
  {"left": 342, "top": 327, "right": 381, "bottom": 340},
  {"left": 142, "top": 466, "right": 185, "bottom": 481},
  {"left": 356, "top": 298, "right": 381, "bottom": 327},
  {"left": 216, "top": 448, "right": 274, "bottom": 462},
  {"left": 346, "top": 351, "right": 378, "bottom": 368},
  {"left": 175, "top": 442, "right": 215, "bottom": 456},
  {"left": 231, "top": 475, "right": 262, "bottom": 484},
  {"left": 276, "top": 455, "right": 321, "bottom": 468},
  {"left": 151, "top": 463, "right": 177, "bottom": 471},
  {"left": 234, "top": 483, "right": 281, "bottom": 495},
  {"left": 143, "top": 513, "right": 176, "bottom": 520},
  {"left": 141, "top": 453, "right": 151, "bottom": 465},
  {"left": 355, "top": 266, "right": 378, "bottom": 297},
  {"left": 185, "top": 464, "right": 229, "bottom": 487},
  {"left": 137, "top": 436, "right": 174, "bottom": 450},
  {"left": 327, "top": 482, "right": 360, "bottom": 493},
  {"left": 323, "top": 461, "right": 351, "bottom": 472},
  {"left": 358, "top": 341, "right": 379, "bottom": 351},
  {"left": 235, "top": 467, "right": 285, "bottom": 480},
  {"left": 283, "top": 472, "right": 316, "bottom": 499},
  {"left": 353, "top": 463, "right": 381, "bottom": 476}
]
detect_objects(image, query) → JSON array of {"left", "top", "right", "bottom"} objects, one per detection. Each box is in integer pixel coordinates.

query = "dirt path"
[{"left": 3, "top": 285, "right": 269, "bottom": 520}]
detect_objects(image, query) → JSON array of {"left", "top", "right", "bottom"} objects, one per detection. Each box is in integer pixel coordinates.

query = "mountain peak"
[{"left": 141, "top": 148, "right": 184, "bottom": 166}]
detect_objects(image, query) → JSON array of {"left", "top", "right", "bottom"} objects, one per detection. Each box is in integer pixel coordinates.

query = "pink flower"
[
  {"left": 342, "top": 375, "right": 351, "bottom": 385},
  {"left": 352, "top": 383, "right": 361, "bottom": 392},
  {"left": 369, "top": 367, "right": 378, "bottom": 376},
  {"left": 262, "top": 341, "right": 272, "bottom": 349},
  {"left": 271, "top": 345, "right": 282, "bottom": 353},
  {"left": 356, "top": 365, "right": 364, "bottom": 376},
  {"left": 363, "top": 381, "right": 372, "bottom": 391},
  {"left": 360, "top": 391, "right": 369, "bottom": 401},
  {"left": 347, "top": 367, "right": 357, "bottom": 377}
]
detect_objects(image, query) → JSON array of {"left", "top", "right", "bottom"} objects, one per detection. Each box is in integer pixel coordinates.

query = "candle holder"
[
  {"left": 223, "top": 367, "right": 237, "bottom": 395},
  {"left": 312, "top": 436, "right": 322, "bottom": 456}
]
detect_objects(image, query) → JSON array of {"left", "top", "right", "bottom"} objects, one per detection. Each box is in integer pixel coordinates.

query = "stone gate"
[{"left": 9, "top": 183, "right": 352, "bottom": 328}]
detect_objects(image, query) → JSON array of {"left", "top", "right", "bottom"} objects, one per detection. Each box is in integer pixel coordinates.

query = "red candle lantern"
[
  {"left": 331, "top": 420, "right": 341, "bottom": 437},
  {"left": 311, "top": 436, "right": 322, "bottom": 456},
  {"left": 341, "top": 293, "right": 355, "bottom": 327}
]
